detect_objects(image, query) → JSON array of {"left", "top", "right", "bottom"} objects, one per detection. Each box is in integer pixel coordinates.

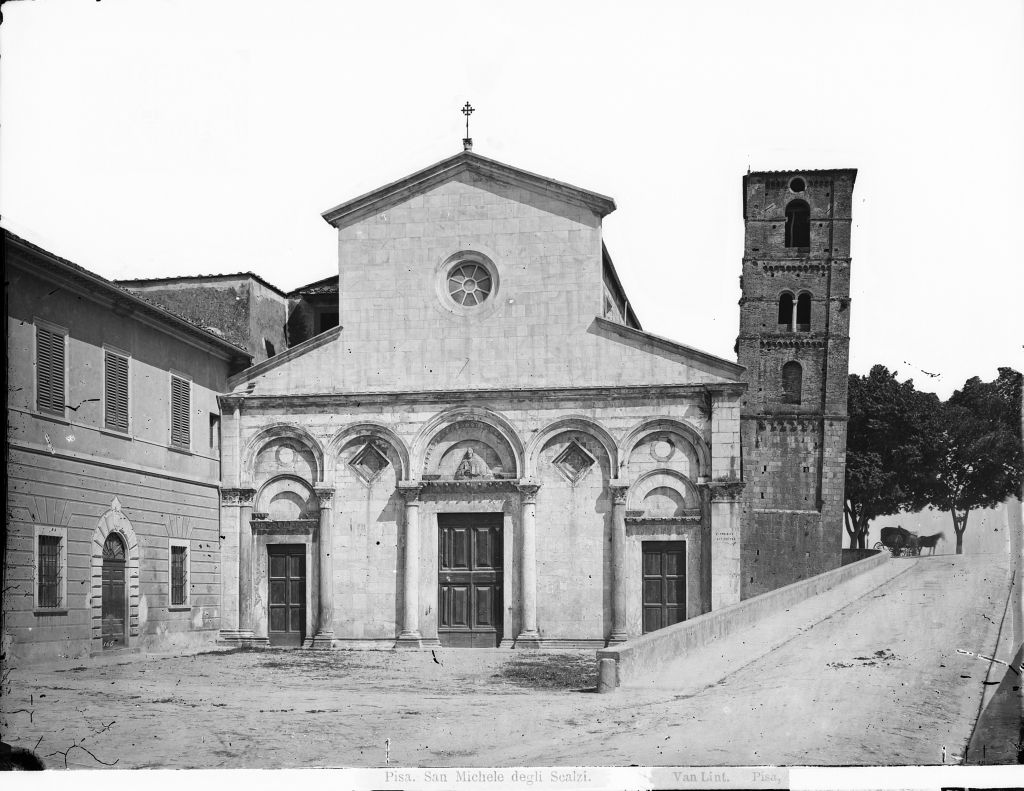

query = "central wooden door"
[
  {"left": 268, "top": 544, "right": 306, "bottom": 647},
  {"left": 642, "top": 541, "right": 686, "bottom": 634},
  {"left": 101, "top": 534, "right": 127, "bottom": 649},
  {"left": 438, "top": 514, "right": 503, "bottom": 647}
]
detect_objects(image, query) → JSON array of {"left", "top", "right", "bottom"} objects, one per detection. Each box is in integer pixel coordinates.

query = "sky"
[{"left": 2, "top": 0, "right": 1021, "bottom": 399}]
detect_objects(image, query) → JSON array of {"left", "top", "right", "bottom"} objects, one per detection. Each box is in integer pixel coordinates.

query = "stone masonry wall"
[{"left": 737, "top": 170, "right": 854, "bottom": 598}]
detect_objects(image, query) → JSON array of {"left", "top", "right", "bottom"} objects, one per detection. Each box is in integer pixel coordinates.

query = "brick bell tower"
[{"left": 736, "top": 168, "right": 856, "bottom": 598}]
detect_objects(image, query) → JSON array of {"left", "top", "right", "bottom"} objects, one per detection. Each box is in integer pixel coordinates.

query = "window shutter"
[
  {"left": 36, "top": 327, "right": 66, "bottom": 415},
  {"left": 104, "top": 352, "right": 130, "bottom": 431},
  {"left": 170, "top": 376, "right": 191, "bottom": 448}
]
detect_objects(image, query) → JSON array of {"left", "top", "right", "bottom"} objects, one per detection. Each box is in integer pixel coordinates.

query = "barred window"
[
  {"left": 104, "top": 351, "right": 130, "bottom": 432},
  {"left": 38, "top": 535, "right": 62, "bottom": 608},
  {"left": 36, "top": 325, "right": 66, "bottom": 416},
  {"left": 170, "top": 544, "right": 188, "bottom": 606},
  {"left": 170, "top": 375, "right": 191, "bottom": 449}
]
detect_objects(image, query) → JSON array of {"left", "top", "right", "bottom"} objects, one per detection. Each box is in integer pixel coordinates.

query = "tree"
[
  {"left": 927, "top": 368, "right": 1023, "bottom": 554},
  {"left": 844, "top": 366, "right": 940, "bottom": 548}
]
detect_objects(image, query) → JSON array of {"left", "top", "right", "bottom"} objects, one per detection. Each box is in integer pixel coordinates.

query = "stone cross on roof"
[{"left": 461, "top": 101, "right": 474, "bottom": 151}]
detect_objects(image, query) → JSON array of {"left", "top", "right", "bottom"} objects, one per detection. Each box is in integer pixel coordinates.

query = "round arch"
[
  {"left": 90, "top": 499, "right": 141, "bottom": 650},
  {"left": 620, "top": 417, "right": 710, "bottom": 482},
  {"left": 626, "top": 468, "right": 701, "bottom": 513},
  {"left": 525, "top": 415, "right": 619, "bottom": 478},
  {"left": 411, "top": 406, "right": 525, "bottom": 479},
  {"left": 242, "top": 423, "right": 325, "bottom": 487},
  {"left": 324, "top": 422, "right": 410, "bottom": 481},
  {"left": 254, "top": 474, "right": 320, "bottom": 519}
]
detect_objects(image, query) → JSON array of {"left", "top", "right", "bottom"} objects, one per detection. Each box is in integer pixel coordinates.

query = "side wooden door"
[
  {"left": 101, "top": 534, "right": 128, "bottom": 649},
  {"left": 438, "top": 514, "right": 503, "bottom": 647},
  {"left": 642, "top": 541, "right": 686, "bottom": 634},
  {"left": 268, "top": 545, "right": 306, "bottom": 647}
]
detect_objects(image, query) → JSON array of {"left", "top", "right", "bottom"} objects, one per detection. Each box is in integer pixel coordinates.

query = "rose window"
[{"left": 447, "top": 262, "right": 493, "bottom": 306}]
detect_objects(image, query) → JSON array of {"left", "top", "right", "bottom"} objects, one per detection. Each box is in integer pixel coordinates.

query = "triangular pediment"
[{"left": 321, "top": 150, "right": 616, "bottom": 229}]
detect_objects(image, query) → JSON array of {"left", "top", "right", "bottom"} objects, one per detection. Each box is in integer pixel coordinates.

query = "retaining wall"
[{"left": 596, "top": 549, "right": 888, "bottom": 692}]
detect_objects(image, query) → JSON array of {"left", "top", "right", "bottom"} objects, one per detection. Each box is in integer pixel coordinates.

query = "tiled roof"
[
  {"left": 115, "top": 271, "right": 289, "bottom": 298},
  {"left": 287, "top": 274, "right": 338, "bottom": 297},
  {"left": 4, "top": 229, "right": 251, "bottom": 358}
]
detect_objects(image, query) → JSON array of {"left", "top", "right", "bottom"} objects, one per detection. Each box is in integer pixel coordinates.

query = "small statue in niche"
[{"left": 455, "top": 448, "right": 493, "bottom": 479}]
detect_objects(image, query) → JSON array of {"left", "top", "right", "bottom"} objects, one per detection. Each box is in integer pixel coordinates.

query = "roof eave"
[
  {"left": 321, "top": 150, "right": 616, "bottom": 228},
  {"left": 5, "top": 231, "right": 252, "bottom": 361}
]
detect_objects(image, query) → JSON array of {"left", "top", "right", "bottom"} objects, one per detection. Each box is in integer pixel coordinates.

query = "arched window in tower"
[
  {"left": 781, "top": 361, "right": 802, "bottom": 404},
  {"left": 777, "top": 292, "right": 794, "bottom": 331},
  {"left": 785, "top": 199, "right": 811, "bottom": 248},
  {"left": 796, "top": 292, "right": 811, "bottom": 332}
]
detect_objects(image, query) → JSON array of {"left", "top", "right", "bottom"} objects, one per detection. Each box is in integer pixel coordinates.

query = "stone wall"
[
  {"left": 737, "top": 169, "right": 855, "bottom": 598},
  {"left": 221, "top": 388, "right": 738, "bottom": 645}
]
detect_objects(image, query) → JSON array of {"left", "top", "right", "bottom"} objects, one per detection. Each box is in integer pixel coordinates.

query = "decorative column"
[
  {"left": 312, "top": 487, "right": 336, "bottom": 649},
  {"left": 516, "top": 481, "right": 542, "bottom": 648},
  {"left": 608, "top": 480, "right": 631, "bottom": 645},
  {"left": 220, "top": 487, "right": 256, "bottom": 642},
  {"left": 395, "top": 482, "right": 424, "bottom": 648}
]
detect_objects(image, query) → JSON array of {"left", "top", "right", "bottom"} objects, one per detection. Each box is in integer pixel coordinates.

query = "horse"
[{"left": 916, "top": 532, "right": 945, "bottom": 555}]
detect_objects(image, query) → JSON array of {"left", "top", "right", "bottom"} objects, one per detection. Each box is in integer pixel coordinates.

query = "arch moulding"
[
  {"left": 410, "top": 406, "right": 525, "bottom": 479},
  {"left": 525, "top": 415, "right": 618, "bottom": 479},
  {"left": 324, "top": 422, "right": 410, "bottom": 481},
  {"left": 241, "top": 423, "right": 325, "bottom": 488},
  {"left": 619, "top": 417, "right": 711, "bottom": 482}
]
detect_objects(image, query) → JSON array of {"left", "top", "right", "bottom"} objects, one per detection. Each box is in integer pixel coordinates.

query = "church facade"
[{"left": 3, "top": 149, "right": 855, "bottom": 658}]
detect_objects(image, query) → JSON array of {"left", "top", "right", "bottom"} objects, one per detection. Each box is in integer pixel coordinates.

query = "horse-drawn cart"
[{"left": 874, "top": 526, "right": 920, "bottom": 557}]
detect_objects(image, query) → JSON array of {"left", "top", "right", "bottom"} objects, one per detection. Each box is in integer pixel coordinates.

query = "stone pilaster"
[
  {"left": 705, "top": 480, "right": 745, "bottom": 609},
  {"left": 515, "top": 481, "right": 542, "bottom": 648},
  {"left": 219, "top": 487, "right": 255, "bottom": 642},
  {"left": 608, "top": 480, "right": 630, "bottom": 644},
  {"left": 395, "top": 483, "right": 424, "bottom": 648},
  {"left": 312, "top": 487, "right": 336, "bottom": 649}
]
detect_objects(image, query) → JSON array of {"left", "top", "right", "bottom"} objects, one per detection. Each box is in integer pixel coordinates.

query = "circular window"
[
  {"left": 447, "top": 262, "right": 493, "bottom": 307},
  {"left": 789, "top": 177, "right": 806, "bottom": 193}
]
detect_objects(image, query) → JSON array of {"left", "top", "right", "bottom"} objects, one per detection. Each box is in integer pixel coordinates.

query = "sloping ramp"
[{"left": 598, "top": 551, "right": 912, "bottom": 693}]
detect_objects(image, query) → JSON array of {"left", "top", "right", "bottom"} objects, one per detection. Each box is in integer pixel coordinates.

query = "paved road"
[{"left": 0, "top": 552, "right": 1011, "bottom": 768}]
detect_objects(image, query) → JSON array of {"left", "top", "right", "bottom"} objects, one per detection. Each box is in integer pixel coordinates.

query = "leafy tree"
[
  {"left": 844, "top": 366, "right": 940, "bottom": 548},
  {"left": 927, "top": 367, "right": 1023, "bottom": 554}
]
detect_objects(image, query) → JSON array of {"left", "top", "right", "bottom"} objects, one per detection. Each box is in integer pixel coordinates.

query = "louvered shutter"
[
  {"left": 36, "top": 327, "right": 66, "bottom": 415},
  {"left": 170, "top": 375, "right": 191, "bottom": 448},
  {"left": 104, "top": 352, "right": 130, "bottom": 431}
]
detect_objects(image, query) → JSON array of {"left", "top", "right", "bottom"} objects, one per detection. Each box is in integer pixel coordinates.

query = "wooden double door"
[
  {"left": 268, "top": 544, "right": 306, "bottom": 647},
  {"left": 642, "top": 541, "right": 687, "bottom": 634},
  {"left": 437, "top": 514, "right": 503, "bottom": 647}
]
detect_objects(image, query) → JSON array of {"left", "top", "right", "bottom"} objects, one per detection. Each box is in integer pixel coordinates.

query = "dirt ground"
[{"left": 0, "top": 552, "right": 1013, "bottom": 769}]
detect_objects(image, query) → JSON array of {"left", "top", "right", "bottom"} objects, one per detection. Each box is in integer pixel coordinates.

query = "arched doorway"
[{"left": 102, "top": 533, "right": 128, "bottom": 649}]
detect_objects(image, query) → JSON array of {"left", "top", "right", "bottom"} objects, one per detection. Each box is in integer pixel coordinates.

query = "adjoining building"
[
  {"left": 3, "top": 150, "right": 855, "bottom": 659},
  {"left": 4, "top": 232, "right": 250, "bottom": 662}
]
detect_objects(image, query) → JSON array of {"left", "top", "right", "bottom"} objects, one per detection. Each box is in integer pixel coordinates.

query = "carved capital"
[
  {"left": 703, "top": 480, "right": 746, "bottom": 502},
  {"left": 222, "top": 487, "right": 256, "bottom": 506},
  {"left": 609, "top": 480, "right": 630, "bottom": 506},
  {"left": 397, "top": 482, "right": 424, "bottom": 504},
  {"left": 517, "top": 481, "right": 541, "bottom": 505},
  {"left": 314, "top": 487, "right": 335, "bottom": 508}
]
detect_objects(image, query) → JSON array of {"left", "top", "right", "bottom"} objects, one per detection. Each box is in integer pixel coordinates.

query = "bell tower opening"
[{"left": 785, "top": 199, "right": 811, "bottom": 248}]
